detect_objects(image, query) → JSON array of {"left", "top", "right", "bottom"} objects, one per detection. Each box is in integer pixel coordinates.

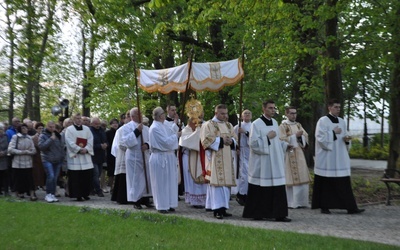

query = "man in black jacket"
[{"left": 90, "top": 117, "right": 107, "bottom": 197}]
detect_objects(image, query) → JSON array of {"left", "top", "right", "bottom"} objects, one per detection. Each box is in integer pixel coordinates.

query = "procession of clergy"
[{"left": 68, "top": 98, "right": 365, "bottom": 221}]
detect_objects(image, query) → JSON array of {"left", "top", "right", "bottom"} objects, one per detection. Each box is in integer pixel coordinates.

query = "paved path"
[
  {"left": 30, "top": 160, "right": 398, "bottom": 247},
  {"left": 351, "top": 159, "right": 387, "bottom": 170},
  {"left": 35, "top": 189, "right": 399, "bottom": 247}
]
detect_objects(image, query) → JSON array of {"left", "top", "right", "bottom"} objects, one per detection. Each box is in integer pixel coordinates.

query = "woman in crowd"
[
  {"left": 105, "top": 118, "right": 119, "bottom": 193},
  {"left": 31, "top": 122, "right": 46, "bottom": 192},
  {"left": 0, "top": 123, "right": 9, "bottom": 196},
  {"left": 8, "top": 123, "right": 37, "bottom": 200}
]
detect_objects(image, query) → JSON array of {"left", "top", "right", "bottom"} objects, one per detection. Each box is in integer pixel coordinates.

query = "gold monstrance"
[{"left": 185, "top": 96, "right": 203, "bottom": 126}]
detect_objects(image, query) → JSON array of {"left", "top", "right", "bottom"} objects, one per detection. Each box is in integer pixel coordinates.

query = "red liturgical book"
[{"left": 76, "top": 137, "right": 87, "bottom": 148}]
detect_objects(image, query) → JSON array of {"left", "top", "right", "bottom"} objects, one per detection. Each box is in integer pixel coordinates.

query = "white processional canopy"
[{"left": 138, "top": 58, "right": 244, "bottom": 94}]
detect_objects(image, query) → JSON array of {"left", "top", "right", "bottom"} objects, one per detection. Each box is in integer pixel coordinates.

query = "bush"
[{"left": 349, "top": 134, "right": 389, "bottom": 160}]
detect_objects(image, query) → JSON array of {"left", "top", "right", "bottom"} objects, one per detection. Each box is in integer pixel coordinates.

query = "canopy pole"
[
  {"left": 179, "top": 48, "right": 195, "bottom": 127},
  {"left": 133, "top": 51, "right": 149, "bottom": 194},
  {"left": 237, "top": 45, "right": 245, "bottom": 179}
]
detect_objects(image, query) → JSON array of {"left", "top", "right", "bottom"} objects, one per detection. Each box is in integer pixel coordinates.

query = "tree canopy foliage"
[{"left": 0, "top": 0, "right": 399, "bottom": 168}]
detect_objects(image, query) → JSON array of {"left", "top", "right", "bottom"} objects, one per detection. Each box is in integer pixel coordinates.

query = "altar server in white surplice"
[
  {"left": 149, "top": 107, "right": 180, "bottom": 214},
  {"left": 111, "top": 111, "right": 130, "bottom": 204},
  {"left": 233, "top": 109, "right": 252, "bottom": 206},
  {"left": 312, "top": 99, "right": 365, "bottom": 215},
  {"left": 242, "top": 100, "right": 291, "bottom": 222},
  {"left": 121, "top": 107, "right": 152, "bottom": 209},
  {"left": 65, "top": 113, "right": 94, "bottom": 202}
]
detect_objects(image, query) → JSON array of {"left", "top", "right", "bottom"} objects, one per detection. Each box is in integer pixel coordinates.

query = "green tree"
[{"left": 0, "top": 0, "right": 63, "bottom": 122}]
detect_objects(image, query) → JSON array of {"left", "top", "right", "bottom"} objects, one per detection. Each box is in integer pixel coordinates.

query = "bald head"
[
  {"left": 241, "top": 109, "right": 252, "bottom": 122},
  {"left": 91, "top": 117, "right": 101, "bottom": 129},
  {"left": 130, "top": 107, "right": 140, "bottom": 122},
  {"left": 11, "top": 117, "right": 21, "bottom": 127}
]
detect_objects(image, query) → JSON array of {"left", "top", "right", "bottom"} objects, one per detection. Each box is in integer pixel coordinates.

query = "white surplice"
[
  {"left": 314, "top": 116, "right": 351, "bottom": 177},
  {"left": 111, "top": 126, "right": 127, "bottom": 175},
  {"left": 149, "top": 120, "right": 179, "bottom": 210},
  {"left": 248, "top": 117, "right": 287, "bottom": 187},
  {"left": 65, "top": 125, "right": 94, "bottom": 171},
  {"left": 233, "top": 121, "right": 251, "bottom": 195},
  {"left": 121, "top": 121, "right": 152, "bottom": 202}
]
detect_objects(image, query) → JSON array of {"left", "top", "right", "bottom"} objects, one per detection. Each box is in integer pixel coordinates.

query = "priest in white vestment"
[
  {"left": 179, "top": 118, "right": 207, "bottom": 208},
  {"left": 200, "top": 104, "right": 237, "bottom": 219},
  {"left": 312, "top": 99, "right": 365, "bottom": 214},
  {"left": 164, "top": 104, "right": 184, "bottom": 196},
  {"left": 233, "top": 109, "right": 252, "bottom": 206},
  {"left": 242, "top": 100, "right": 291, "bottom": 222},
  {"left": 121, "top": 108, "right": 152, "bottom": 209},
  {"left": 111, "top": 111, "right": 130, "bottom": 204},
  {"left": 279, "top": 107, "right": 311, "bottom": 208},
  {"left": 149, "top": 107, "right": 180, "bottom": 213},
  {"left": 65, "top": 113, "right": 94, "bottom": 201}
]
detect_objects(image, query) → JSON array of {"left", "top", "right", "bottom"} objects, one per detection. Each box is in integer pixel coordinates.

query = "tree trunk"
[
  {"left": 284, "top": 0, "right": 323, "bottom": 167},
  {"left": 324, "top": 0, "right": 343, "bottom": 112},
  {"left": 5, "top": 1, "right": 15, "bottom": 124},
  {"left": 387, "top": 4, "right": 400, "bottom": 171},
  {"left": 81, "top": 25, "right": 95, "bottom": 117}
]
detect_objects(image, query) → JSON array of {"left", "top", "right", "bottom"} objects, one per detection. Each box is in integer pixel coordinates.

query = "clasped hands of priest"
[
  {"left": 79, "top": 148, "right": 88, "bottom": 154},
  {"left": 223, "top": 136, "right": 233, "bottom": 146},
  {"left": 333, "top": 126, "right": 352, "bottom": 143},
  {"left": 266, "top": 130, "right": 294, "bottom": 152}
]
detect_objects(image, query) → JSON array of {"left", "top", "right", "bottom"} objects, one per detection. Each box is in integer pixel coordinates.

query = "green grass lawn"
[{"left": 0, "top": 198, "right": 397, "bottom": 250}]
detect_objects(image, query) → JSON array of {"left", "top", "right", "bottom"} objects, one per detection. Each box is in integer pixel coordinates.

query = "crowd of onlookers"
[
  {"left": 0, "top": 106, "right": 179, "bottom": 208},
  {"left": 0, "top": 115, "right": 124, "bottom": 202}
]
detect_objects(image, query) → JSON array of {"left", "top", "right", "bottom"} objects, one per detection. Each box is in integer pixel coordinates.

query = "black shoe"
[
  {"left": 236, "top": 197, "right": 245, "bottom": 206},
  {"left": 215, "top": 212, "right": 223, "bottom": 219},
  {"left": 275, "top": 217, "right": 291, "bottom": 222},
  {"left": 83, "top": 196, "right": 91, "bottom": 200},
  {"left": 76, "top": 197, "right": 83, "bottom": 201},
  {"left": 222, "top": 211, "right": 232, "bottom": 217},
  {"left": 158, "top": 210, "right": 168, "bottom": 214},
  {"left": 168, "top": 208, "right": 175, "bottom": 212},
  {"left": 133, "top": 203, "right": 143, "bottom": 209},
  {"left": 321, "top": 209, "right": 331, "bottom": 214},
  {"left": 348, "top": 208, "right": 365, "bottom": 214},
  {"left": 143, "top": 203, "right": 154, "bottom": 208},
  {"left": 97, "top": 191, "right": 104, "bottom": 197},
  {"left": 192, "top": 205, "right": 205, "bottom": 209}
]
